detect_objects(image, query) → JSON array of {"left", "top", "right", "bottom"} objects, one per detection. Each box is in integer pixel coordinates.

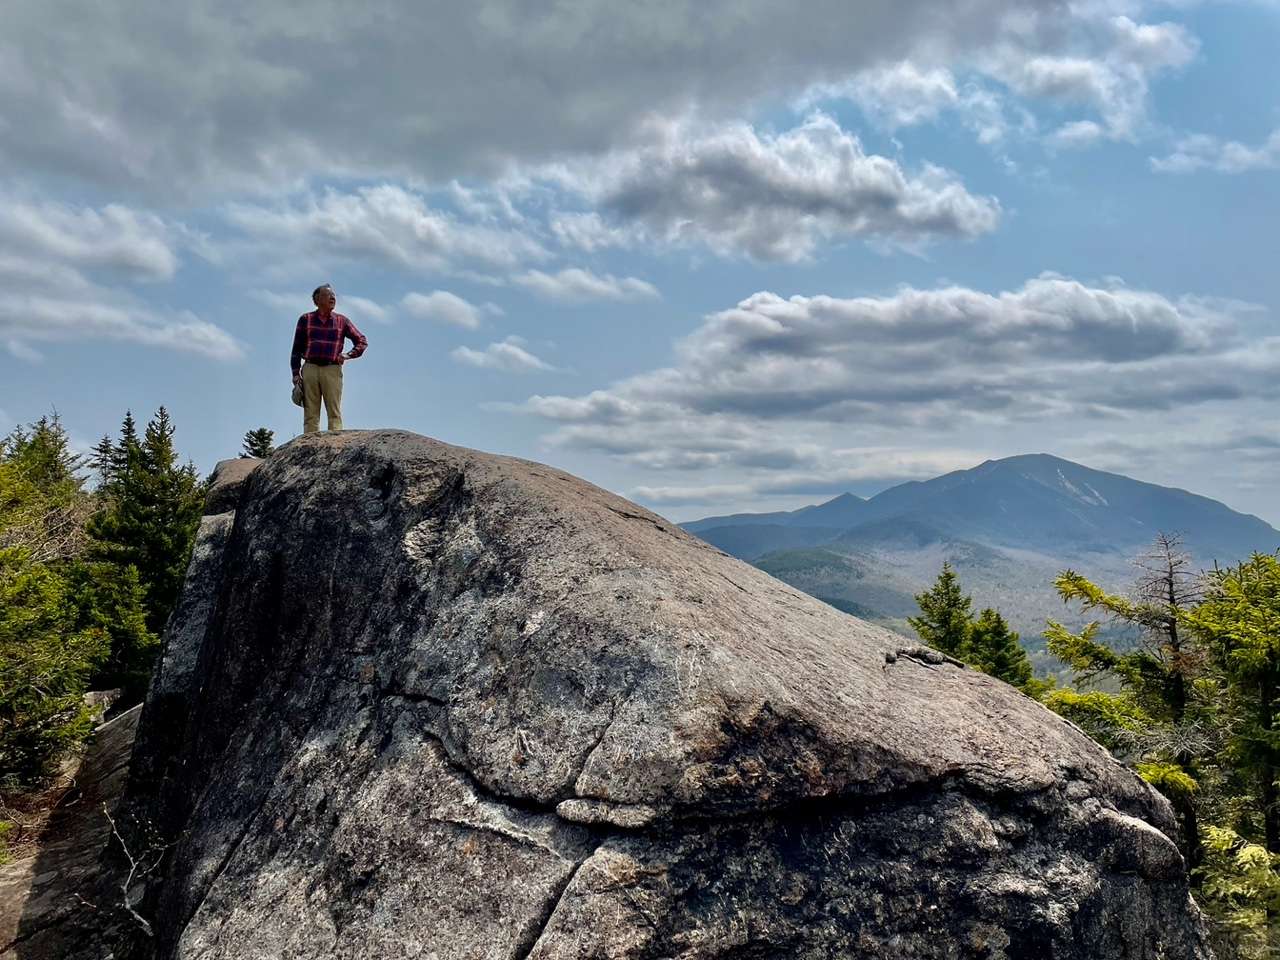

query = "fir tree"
[
  {"left": 965, "top": 607, "right": 1035, "bottom": 691},
  {"left": 89, "top": 408, "right": 205, "bottom": 635},
  {"left": 0, "top": 547, "right": 107, "bottom": 787},
  {"left": 1186, "top": 555, "right": 1280, "bottom": 856},
  {"left": 67, "top": 561, "right": 157, "bottom": 703},
  {"left": 911, "top": 562, "right": 1041, "bottom": 695},
  {"left": 908, "top": 561, "right": 972, "bottom": 657},
  {"left": 241, "top": 427, "right": 275, "bottom": 459}
]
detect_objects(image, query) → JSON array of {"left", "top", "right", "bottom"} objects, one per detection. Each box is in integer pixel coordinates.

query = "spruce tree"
[
  {"left": 908, "top": 561, "right": 972, "bottom": 657},
  {"left": 89, "top": 408, "right": 205, "bottom": 635},
  {"left": 1186, "top": 555, "right": 1280, "bottom": 855},
  {"left": 0, "top": 549, "right": 107, "bottom": 787},
  {"left": 965, "top": 608, "right": 1035, "bottom": 690},
  {"left": 241, "top": 427, "right": 275, "bottom": 459}
]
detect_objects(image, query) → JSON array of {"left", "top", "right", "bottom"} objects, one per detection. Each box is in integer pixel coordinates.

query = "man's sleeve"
[
  {"left": 344, "top": 317, "right": 368, "bottom": 359},
  {"left": 291, "top": 316, "right": 308, "bottom": 376}
]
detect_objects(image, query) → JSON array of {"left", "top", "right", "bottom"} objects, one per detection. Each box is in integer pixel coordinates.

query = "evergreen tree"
[
  {"left": 0, "top": 545, "right": 108, "bottom": 788},
  {"left": 89, "top": 408, "right": 205, "bottom": 635},
  {"left": 1044, "top": 534, "right": 1211, "bottom": 868},
  {"left": 965, "top": 608, "right": 1035, "bottom": 691},
  {"left": 241, "top": 427, "right": 275, "bottom": 459},
  {"left": 908, "top": 561, "right": 972, "bottom": 657},
  {"left": 910, "top": 562, "right": 1041, "bottom": 695},
  {"left": 67, "top": 562, "right": 157, "bottom": 703},
  {"left": 1186, "top": 555, "right": 1280, "bottom": 856},
  {"left": 0, "top": 417, "right": 109, "bottom": 788}
]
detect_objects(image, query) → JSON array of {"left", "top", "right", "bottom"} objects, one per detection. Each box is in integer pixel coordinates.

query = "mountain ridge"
[
  {"left": 685, "top": 453, "right": 1279, "bottom": 561},
  {"left": 683, "top": 453, "right": 1280, "bottom": 650}
]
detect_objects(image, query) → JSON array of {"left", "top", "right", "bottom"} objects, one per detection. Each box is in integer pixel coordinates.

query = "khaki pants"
[{"left": 302, "top": 362, "right": 343, "bottom": 433}]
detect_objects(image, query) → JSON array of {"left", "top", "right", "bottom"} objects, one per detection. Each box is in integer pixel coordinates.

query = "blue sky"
[{"left": 2, "top": 0, "right": 1278, "bottom": 524}]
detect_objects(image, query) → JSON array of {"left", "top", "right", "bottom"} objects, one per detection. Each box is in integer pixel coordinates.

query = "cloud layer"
[
  {"left": 0, "top": 252, "right": 240, "bottom": 361},
  {"left": 521, "top": 275, "right": 1275, "bottom": 500},
  {"left": 0, "top": 0, "right": 1081, "bottom": 198},
  {"left": 0, "top": 197, "right": 183, "bottom": 280},
  {"left": 0, "top": 198, "right": 238, "bottom": 361}
]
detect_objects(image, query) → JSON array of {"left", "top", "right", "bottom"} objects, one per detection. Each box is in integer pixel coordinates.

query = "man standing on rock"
[{"left": 291, "top": 284, "right": 368, "bottom": 433}]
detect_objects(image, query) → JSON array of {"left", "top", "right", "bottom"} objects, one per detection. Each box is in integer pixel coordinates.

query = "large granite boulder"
[{"left": 127, "top": 430, "right": 1213, "bottom": 959}]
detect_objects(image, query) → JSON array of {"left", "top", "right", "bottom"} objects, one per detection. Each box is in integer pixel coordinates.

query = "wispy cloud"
[
  {"left": 1152, "top": 130, "right": 1280, "bottom": 174},
  {"left": 1, "top": 293, "right": 242, "bottom": 360},
  {"left": 0, "top": 196, "right": 183, "bottom": 281},
  {"left": 452, "top": 336, "right": 554, "bottom": 372},
  {"left": 513, "top": 267, "right": 659, "bottom": 303}
]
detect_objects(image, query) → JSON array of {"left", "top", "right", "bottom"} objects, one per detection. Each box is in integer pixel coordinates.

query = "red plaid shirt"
[{"left": 291, "top": 310, "right": 368, "bottom": 376}]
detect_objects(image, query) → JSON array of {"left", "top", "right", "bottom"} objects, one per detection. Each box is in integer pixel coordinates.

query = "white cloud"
[
  {"left": 548, "top": 212, "right": 636, "bottom": 253},
  {"left": 1046, "top": 119, "right": 1106, "bottom": 150},
  {"left": 980, "top": 16, "right": 1198, "bottom": 142},
  {"left": 225, "top": 185, "right": 549, "bottom": 274},
  {"left": 544, "top": 114, "right": 1000, "bottom": 261},
  {"left": 0, "top": 0, "right": 1091, "bottom": 199},
  {"left": 804, "top": 63, "right": 1026, "bottom": 148},
  {"left": 0, "top": 227, "right": 238, "bottom": 361},
  {"left": 800, "top": 13, "right": 1197, "bottom": 152},
  {"left": 513, "top": 268, "right": 659, "bottom": 303},
  {"left": 1151, "top": 129, "right": 1280, "bottom": 173},
  {"left": 452, "top": 336, "right": 553, "bottom": 373},
  {"left": 0, "top": 197, "right": 181, "bottom": 280},
  {"left": 6, "top": 339, "right": 44, "bottom": 363},
  {"left": 401, "top": 290, "right": 485, "bottom": 329},
  {"left": 631, "top": 448, "right": 980, "bottom": 504},
  {"left": 815, "top": 63, "right": 963, "bottom": 129},
  {"left": 1, "top": 293, "right": 241, "bottom": 360}
]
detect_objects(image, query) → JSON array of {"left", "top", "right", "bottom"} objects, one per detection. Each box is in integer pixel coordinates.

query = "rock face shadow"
[{"left": 3, "top": 705, "right": 140, "bottom": 960}]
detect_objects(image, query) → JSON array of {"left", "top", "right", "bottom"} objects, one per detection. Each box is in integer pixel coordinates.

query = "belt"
[{"left": 306, "top": 358, "right": 336, "bottom": 366}]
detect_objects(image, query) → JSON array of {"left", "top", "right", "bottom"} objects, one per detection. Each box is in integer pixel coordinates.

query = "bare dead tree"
[{"left": 1130, "top": 533, "right": 1207, "bottom": 722}]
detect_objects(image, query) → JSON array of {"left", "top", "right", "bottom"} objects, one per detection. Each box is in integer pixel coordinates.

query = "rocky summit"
[{"left": 125, "top": 430, "right": 1212, "bottom": 959}]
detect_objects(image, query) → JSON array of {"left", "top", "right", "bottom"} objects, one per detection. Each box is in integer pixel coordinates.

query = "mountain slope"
[
  {"left": 684, "top": 454, "right": 1280, "bottom": 653},
  {"left": 691, "top": 454, "right": 1278, "bottom": 563},
  {"left": 845, "top": 454, "right": 1277, "bottom": 559}
]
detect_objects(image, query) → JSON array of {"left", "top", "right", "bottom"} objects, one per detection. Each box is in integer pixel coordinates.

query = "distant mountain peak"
[
  {"left": 821, "top": 492, "right": 865, "bottom": 505},
  {"left": 685, "top": 452, "right": 1279, "bottom": 563}
]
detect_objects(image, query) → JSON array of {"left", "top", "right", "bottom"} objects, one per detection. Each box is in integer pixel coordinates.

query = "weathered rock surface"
[
  {"left": 2, "top": 705, "right": 140, "bottom": 960},
  {"left": 127, "top": 430, "right": 1213, "bottom": 958}
]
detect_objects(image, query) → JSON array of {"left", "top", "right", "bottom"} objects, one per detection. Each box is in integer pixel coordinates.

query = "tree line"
[
  {"left": 0, "top": 411, "right": 273, "bottom": 857},
  {"left": 911, "top": 540, "right": 1280, "bottom": 957}
]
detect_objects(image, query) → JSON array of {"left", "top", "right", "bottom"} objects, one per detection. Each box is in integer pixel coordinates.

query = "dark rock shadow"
[{"left": 4, "top": 705, "right": 141, "bottom": 960}]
